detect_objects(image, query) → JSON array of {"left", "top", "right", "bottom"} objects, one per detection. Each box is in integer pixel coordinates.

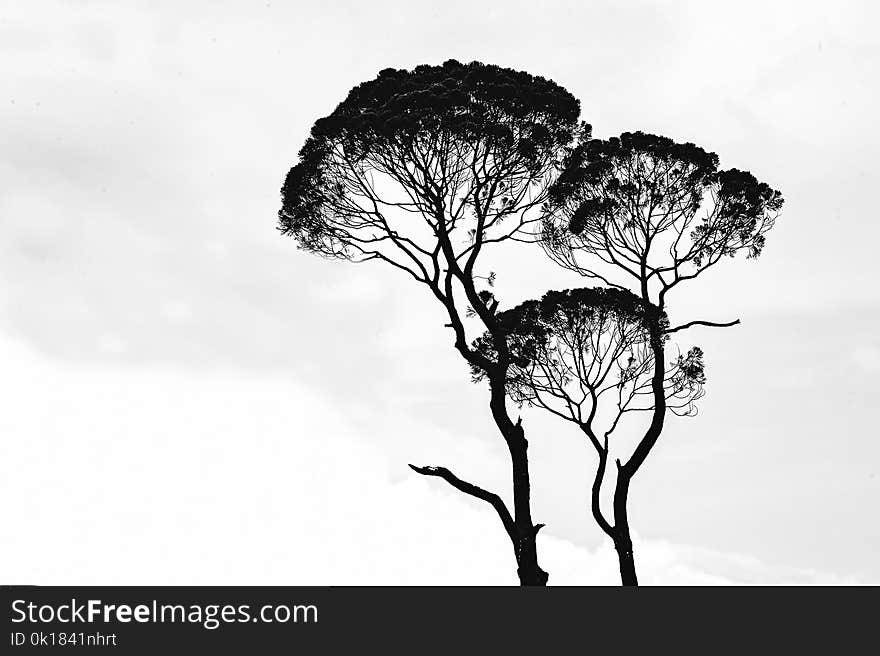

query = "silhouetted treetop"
[
  {"left": 472, "top": 286, "right": 704, "bottom": 423},
  {"left": 542, "top": 131, "right": 784, "bottom": 296},
  {"left": 475, "top": 287, "right": 665, "bottom": 360},
  {"left": 309, "top": 60, "right": 581, "bottom": 155},
  {"left": 279, "top": 60, "right": 585, "bottom": 269},
  {"left": 550, "top": 132, "right": 720, "bottom": 205},
  {"left": 472, "top": 287, "right": 665, "bottom": 375}
]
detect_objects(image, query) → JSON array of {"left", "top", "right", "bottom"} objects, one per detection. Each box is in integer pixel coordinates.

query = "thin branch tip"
[{"left": 408, "top": 463, "right": 437, "bottom": 475}]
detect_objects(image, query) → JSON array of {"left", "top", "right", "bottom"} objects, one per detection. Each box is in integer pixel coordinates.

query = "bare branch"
[
  {"left": 665, "top": 318, "right": 741, "bottom": 334},
  {"left": 408, "top": 464, "right": 516, "bottom": 540}
]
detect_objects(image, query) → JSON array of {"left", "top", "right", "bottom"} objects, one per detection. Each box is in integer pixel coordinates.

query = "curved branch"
[
  {"left": 665, "top": 318, "right": 741, "bottom": 334},
  {"left": 408, "top": 464, "right": 516, "bottom": 541},
  {"left": 589, "top": 437, "right": 615, "bottom": 538}
]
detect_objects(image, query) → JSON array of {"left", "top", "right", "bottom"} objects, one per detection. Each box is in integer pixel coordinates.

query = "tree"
[
  {"left": 537, "top": 131, "right": 783, "bottom": 584},
  {"left": 278, "top": 60, "right": 584, "bottom": 585},
  {"left": 474, "top": 287, "right": 706, "bottom": 585}
]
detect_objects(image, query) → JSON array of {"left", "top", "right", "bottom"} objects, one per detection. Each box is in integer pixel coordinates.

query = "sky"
[{"left": 1, "top": 0, "right": 878, "bottom": 584}]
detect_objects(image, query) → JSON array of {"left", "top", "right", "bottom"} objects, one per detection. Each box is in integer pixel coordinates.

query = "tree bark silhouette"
[
  {"left": 588, "top": 441, "right": 639, "bottom": 586},
  {"left": 612, "top": 466, "right": 638, "bottom": 586},
  {"left": 606, "top": 286, "right": 669, "bottom": 586},
  {"left": 490, "top": 382, "right": 547, "bottom": 585}
]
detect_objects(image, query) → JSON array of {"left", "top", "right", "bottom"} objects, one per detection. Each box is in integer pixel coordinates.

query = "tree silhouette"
[
  {"left": 538, "top": 131, "right": 783, "bottom": 584},
  {"left": 278, "top": 60, "right": 584, "bottom": 585},
  {"left": 543, "top": 132, "right": 783, "bottom": 308},
  {"left": 474, "top": 287, "right": 705, "bottom": 585}
]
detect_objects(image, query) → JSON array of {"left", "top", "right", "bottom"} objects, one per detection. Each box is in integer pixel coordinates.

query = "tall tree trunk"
[
  {"left": 490, "top": 377, "right": 548, "bottom": 586},
  {"left": 509, "top": 434, "right": 548, "bottom": 586},
  {"left": 600, "top": 284, "right": 669, "bottom": 587},
  {"left": 613, "top": 534, "right": 638, "bottom": 586},
  {"left": 613, "top": 469, "right": 639, "bottom": 586}
]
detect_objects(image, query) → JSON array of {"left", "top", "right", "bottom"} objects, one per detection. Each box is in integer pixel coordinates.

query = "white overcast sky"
[{"left": 1, "top": 0, "right": 878, "bottom": 584}]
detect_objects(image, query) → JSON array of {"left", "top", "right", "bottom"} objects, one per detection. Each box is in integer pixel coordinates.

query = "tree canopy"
[
  {"left": 542, "top": 131, "right": 784, "bottom": 304},
  {"left": 473, "top": 287, "right": 706, "bottom": 441},
  {"left": 279, "top": 59, "right": 585, "bottom": 284}
]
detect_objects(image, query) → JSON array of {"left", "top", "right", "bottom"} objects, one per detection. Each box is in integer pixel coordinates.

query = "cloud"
[
  {"left": 851, "top": 345, "right": 880, "bottom": 373},
  {"left": 0, "top": 335, "right": 858, "bottom": 585}
]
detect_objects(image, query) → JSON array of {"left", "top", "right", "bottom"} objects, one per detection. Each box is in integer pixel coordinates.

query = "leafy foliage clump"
[
  {"left": 279, "top": 60, "right": 585, "bottom": 264},
  {"left": 472, "top": 287, "right": 704, "bottom": 421},
  {"left": 542, "top": 131, "right": 784, "bottom": 295}
]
